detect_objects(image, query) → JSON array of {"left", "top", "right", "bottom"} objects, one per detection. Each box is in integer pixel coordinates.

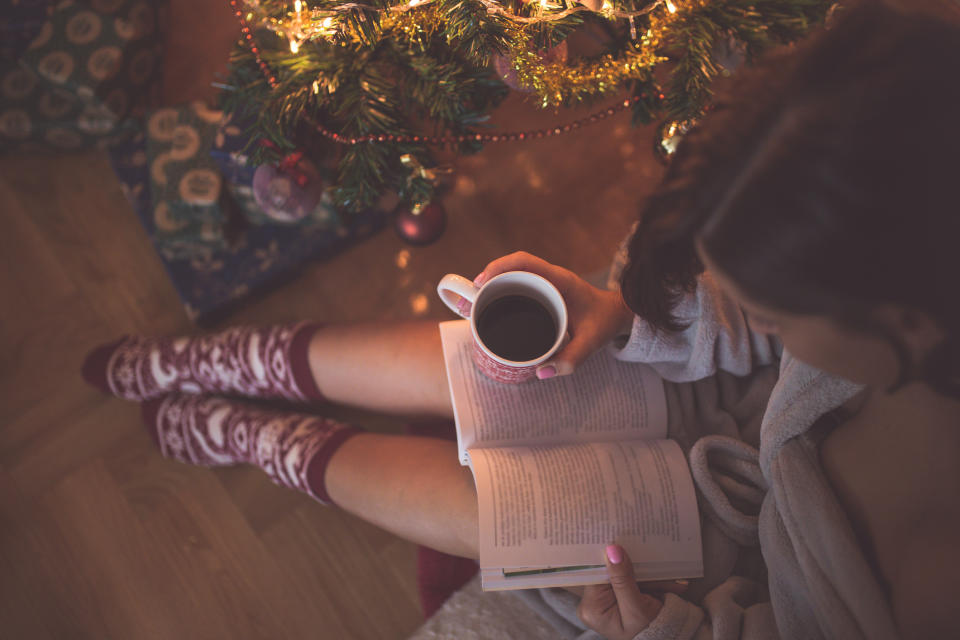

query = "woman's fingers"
[
  {"left": 538, "top": 290, "right": 634, "bottom": 379},
  {"left": 576, "top": 545, "right": 663, "bottom": 640},
  {"left": 604, "top": 545, "right": 645, "bottom": 610},
  {"left": 474, "top": 252, "right": 572, "bottom": 290},
  {"left": 537, "top": 329, "right": 602, "bottom": 378},
  {"left": 605, "top": 545, "right": 663, "bottom": 626},
  {"left": 639, "top": 579, "right": 690, "bottom": 595}
]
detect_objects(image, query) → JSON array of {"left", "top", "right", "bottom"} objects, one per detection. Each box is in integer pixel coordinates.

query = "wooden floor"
[{"left": 0, "top": 40, "right": 666, "bottom": 640}]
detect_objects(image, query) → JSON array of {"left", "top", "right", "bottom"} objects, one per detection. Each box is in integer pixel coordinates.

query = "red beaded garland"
[{"left": 229, "top": 0, "right": 657, "bottom": 145}]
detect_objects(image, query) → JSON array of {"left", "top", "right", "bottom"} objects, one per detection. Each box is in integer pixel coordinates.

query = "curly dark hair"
[{"left": 619, "top": 0, "right": 960, "bottom": 396}]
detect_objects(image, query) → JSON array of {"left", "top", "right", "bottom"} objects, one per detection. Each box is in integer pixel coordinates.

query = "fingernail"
[
  {"left": 456, "top": 297, "right": 472, "bottom": 315},
  {"left": 606, "top": 545, "right": 623, "bottom": 564},
  {"left": 473, "top": 273, "right": 486, "bottom": 287},
  {"left": 536, "top": 365, "right": 556, "bottom": 380}
]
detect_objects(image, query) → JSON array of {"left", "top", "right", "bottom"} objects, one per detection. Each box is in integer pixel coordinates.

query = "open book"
[{"left": 439, "top": 320, "right": 703, "bottom": 591}]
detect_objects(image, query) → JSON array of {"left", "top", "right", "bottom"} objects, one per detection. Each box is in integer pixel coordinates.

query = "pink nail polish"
[
  {"left": 536, "top": 365, "right": 556, "bottom": 380},
  {"left": 606, "top": 545, "right": 623, "bottom": 564},
  {"left": 473, "top": 273, "right": 486, "bottom": 287}
]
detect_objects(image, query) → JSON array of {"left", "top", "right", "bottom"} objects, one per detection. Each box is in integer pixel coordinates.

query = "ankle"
[{"left": 288, "top": 322, "right": 325, "bottom": 402}]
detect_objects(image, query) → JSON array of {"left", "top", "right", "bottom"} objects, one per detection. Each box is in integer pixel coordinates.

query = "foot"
[
  {"left": 141, "top": 394, "right": 360, "bottom": 504},
  {"left": 82, "top": 323, "right": 324, "bottom": 403}
]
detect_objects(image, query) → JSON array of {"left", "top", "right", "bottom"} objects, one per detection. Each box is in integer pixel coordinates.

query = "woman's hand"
[
  {"left": 475, "top": 252, "right": 634, "bottom": 379},
  {"left": 577, "top": 545, "right": 663, "bottom": 640}
]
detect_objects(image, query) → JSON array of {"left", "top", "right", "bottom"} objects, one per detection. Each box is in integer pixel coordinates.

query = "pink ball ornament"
[
  {"left": 251, "top": 159, "right": 324, "bottom": 223},
  {"left": 394, "top": 200, "right": 446, "bottom": 245},
  {"left": 493, "top": 41, "right": 568, "bottom": 93}
]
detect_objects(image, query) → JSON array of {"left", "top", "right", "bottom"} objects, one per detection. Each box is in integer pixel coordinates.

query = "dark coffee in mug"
[{"left": 476, "top": 294, "right": 558, "bottom": 362}]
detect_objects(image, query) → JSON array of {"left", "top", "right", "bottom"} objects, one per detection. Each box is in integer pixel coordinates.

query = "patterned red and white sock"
[
  {"left": 141, "top": 394, "right": 361, "bottom": 504},
  {"left": 82, "top": 322, "right": 324, "bottom": 403}
]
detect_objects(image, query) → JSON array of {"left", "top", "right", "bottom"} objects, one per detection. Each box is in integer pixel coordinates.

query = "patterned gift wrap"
[
  {"left": 145, "top": 102, "right": 232, "bottom": 255},
  {"left": 0, "top": 0, "right": 163, "bottom": 151},
  {"left": 0, "top": 0, "right": 52, "bottom": 63},
  {"left": 109, "top": 130, "right": 387, "bottom": 323}
]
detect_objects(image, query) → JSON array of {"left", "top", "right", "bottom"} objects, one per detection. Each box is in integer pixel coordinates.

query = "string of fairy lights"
[
  {"left": 233, "top": 0, "right": 696, "bottom": 106},
  {"left": 228, "top": 0, "right": 676, "bottom": 147},
  {"left": 268, "top": 0, "right": 673, "bottom": 52}
]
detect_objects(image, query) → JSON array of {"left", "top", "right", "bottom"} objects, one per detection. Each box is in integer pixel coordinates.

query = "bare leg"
[
  {"left": 325, "top": 433, "right": 478, "bottom": 559},
  {"left": 308, "top": 320, "right": 454, "bottom": 418},
  {"left": 309, "top": 321, "right": 473, "bottom": 556}
]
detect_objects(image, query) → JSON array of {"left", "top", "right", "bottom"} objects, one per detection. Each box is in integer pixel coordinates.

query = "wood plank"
[
  {"left": 31, "top": 461, "right": 196, "bottom": 638},
  {"left": 105, "top": 439, "right": 352, "bottom": 639},
  {"left": 261, "top": 504, "right": 424, "bottom": 639}
]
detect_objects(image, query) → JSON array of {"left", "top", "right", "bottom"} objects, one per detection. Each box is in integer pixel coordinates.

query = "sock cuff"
[
  {"left": 304, "top": 425, "right": 363, "bottom": 505},
  {"left": 81, "top": 336, "right": 128, "bottom": 395},
  {"left": 289, "top": 322, "right": 325, "bottom": 402}
]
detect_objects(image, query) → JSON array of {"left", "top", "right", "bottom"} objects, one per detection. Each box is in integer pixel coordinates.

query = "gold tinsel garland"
[
  {"left": 509, "top": 30, "right": 665, "bottom": 107},
  {"left": 246, "top": 0, "right": 698, "bottom": 108}
]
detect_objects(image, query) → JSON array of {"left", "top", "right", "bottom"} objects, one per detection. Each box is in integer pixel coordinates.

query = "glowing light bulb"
[
  {"left": 289, "top": 39, "right": 299, "bottom": 53},
  {"left": 665, "top": 0, "right": 677, "bottom": 13},
  {"left": 294, "top": 0, "right": 302, "bottom": 13}
]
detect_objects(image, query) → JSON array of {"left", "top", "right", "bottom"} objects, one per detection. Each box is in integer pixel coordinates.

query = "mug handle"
[{"left": 437, "top": 274, "right": 479, "bottom": 318}]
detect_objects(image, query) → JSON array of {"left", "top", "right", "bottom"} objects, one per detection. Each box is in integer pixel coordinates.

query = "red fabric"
[
  {"left": 405, "top": 420, "right": 480, "bottom": 619},
  {"left": 417, "top": 547, "right": 480, "bottom": 619},
  {"left": 288, "top": 322, "right": 325, "bottom": 401}
]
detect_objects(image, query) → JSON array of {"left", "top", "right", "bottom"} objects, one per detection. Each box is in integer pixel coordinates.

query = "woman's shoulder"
[
  {"left": 821, "top": 382, "right": 960, "bottom": 639},
  {"left": 887, "top": 384, "right": 960, "bottom": 639},
  {"left": 889, "top": 509, "right": 960, "bottom": 639}
]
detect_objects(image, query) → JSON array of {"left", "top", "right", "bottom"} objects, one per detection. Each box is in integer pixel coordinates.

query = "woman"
[{"left": 83, "top": 0, "right": 959, "bottom": 637}]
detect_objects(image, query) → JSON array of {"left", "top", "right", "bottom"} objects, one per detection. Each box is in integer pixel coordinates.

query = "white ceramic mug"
[{"left": 437, "top": 271, "right": 568, "bottom": 383}]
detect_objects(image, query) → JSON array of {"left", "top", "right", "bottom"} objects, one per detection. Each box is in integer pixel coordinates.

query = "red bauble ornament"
[{"left": 394, "top": 201, "right": 446, "bottom": 245}]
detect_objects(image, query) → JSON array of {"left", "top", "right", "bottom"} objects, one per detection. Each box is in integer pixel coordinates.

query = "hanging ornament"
[
  {"left": 654, "top": 118, "right": 695, "bottom": 162},
  {"left": 493, "top": 41, "right": 568, "bottom": 93},
  {"left": 394, "top": 200, "right": 446, "bottom": 245},
  {"left": 251, "top": 151, "right": 325, "bottom": 223}
]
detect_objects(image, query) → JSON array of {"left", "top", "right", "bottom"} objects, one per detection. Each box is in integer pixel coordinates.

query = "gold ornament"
[
  {"left": 399, "top": 153, "right": 453, "bottom": 187},
  {"left": 508, "top": 29, "right": 664, "bottom": 107},
  {"left": 655, "top": 118, "right": 694, "bottom": 160}
]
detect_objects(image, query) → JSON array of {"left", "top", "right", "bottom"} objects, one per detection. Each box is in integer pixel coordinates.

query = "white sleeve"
[{"left": 610, "top": 271, "right": 781, "bottom": 383}]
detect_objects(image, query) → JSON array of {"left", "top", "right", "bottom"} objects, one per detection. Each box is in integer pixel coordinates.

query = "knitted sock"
[
  {"left": 82, "top": 322, "right": 324, "bottom": 403},
  {"left": 141, "top": 394, "right": 361, "bottom": 504}
]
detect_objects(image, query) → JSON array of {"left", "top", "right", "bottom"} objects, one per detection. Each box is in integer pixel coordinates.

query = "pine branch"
[{"left": 220, "top": 0, "right": 834, "bottom": 214}]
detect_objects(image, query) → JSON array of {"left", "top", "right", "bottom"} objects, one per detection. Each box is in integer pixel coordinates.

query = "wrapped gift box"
[
  {"left": 0, "top": 0, "right": 163, "bottom": 151},
  {"left": 109, "top": 129, "right": 386, "bottom": 323}
]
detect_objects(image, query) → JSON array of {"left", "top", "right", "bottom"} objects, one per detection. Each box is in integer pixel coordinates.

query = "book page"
[
  {"left": 467, "top": 439, "right": 702, "bottom": 589},
  {"left": 439, "top": 320, "right": 667, "bottom": 464}
]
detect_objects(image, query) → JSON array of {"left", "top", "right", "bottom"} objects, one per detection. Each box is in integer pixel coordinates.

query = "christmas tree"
[{"left": 222, "top": 0, "right": 834, "bottom": 215}]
